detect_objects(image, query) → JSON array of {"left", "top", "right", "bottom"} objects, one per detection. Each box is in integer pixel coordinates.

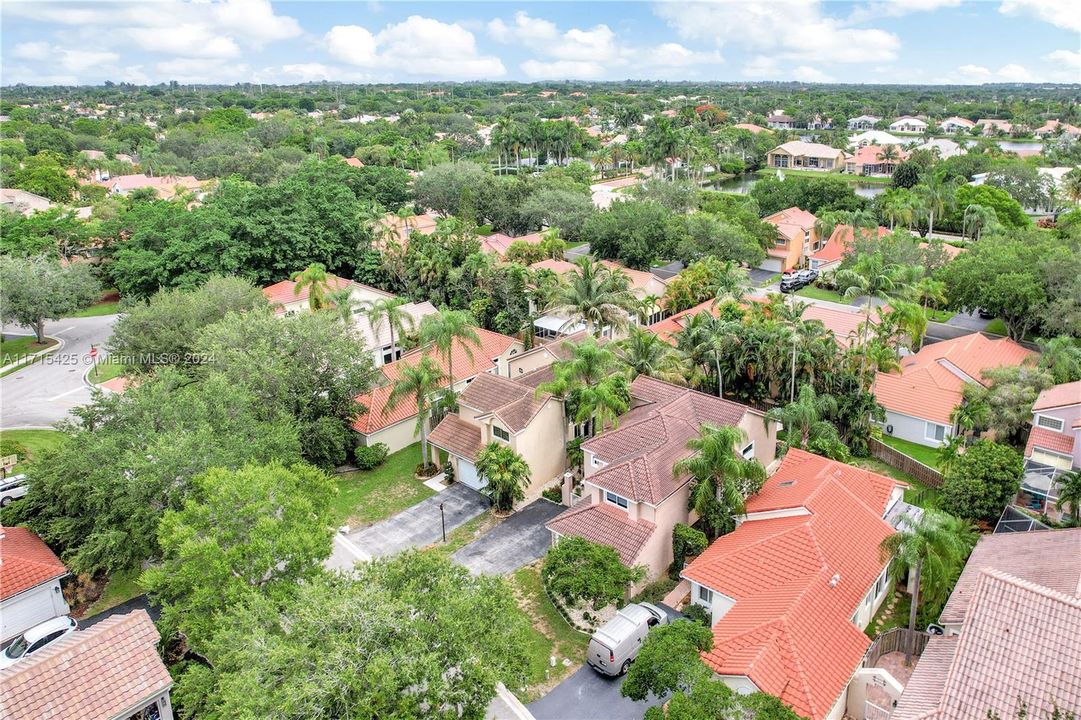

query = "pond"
[
  {"left": 707, "top": 174, "right": 888, "bottom": 199},
  {"left": 963, "top": 139, "right": 1044, "bottom": 154}
]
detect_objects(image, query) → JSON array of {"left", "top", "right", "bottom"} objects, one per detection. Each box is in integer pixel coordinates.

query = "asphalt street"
[{"left": 1, "top": 314, "right": 118, "bottom": 428}]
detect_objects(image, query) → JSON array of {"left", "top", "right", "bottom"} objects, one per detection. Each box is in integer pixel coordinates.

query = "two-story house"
[
  {"left": 765, "top": 141, "right": 847, "bottom": 172},
  {"left": 888, "top": 116, "right": 928, "bottom": 134},
  {"left": 1025, "top": 380, "right": 1081, "bottom": 472},
  {"left": 0, "top": 527, "right": 69, "bottom": 644},
  {"left": 846, "top": 115, "right": 881, "bottom": 131},
  {"left": 427, "top": 372, "right": 567, "bottom": 496},
  {"left": 760, "top": 206, "right": 819, "bottom": 272},
  {"left": 682, "top": 449, "right": 904, "bottom": 720},
  {"left": 545, "top": 376, "right": 778, "bottom": 582}
]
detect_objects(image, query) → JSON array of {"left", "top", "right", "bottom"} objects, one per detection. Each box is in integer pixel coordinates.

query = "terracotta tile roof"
[
  {"left": 848, "top": 144, "right": 909, "bottom": 167},
  {"left": 458, "top": 373, "right": 550, "bottom": 433},
  {"left": 343, "top": 157, "right": 364, "bottom": 168},
  {"left": 733, "top": 123, "right": 770, "bottom": 134},
  {"left": 889, "top": 636, "right": 958, "bottom": 720},
  {"left": 529, "top": 258, "right": 579, "bottom": 275},
  {"left": 1033, "top": 380, "right": 1081, "bottom": 411},
  {"left": 897, "top": 569, "right": 1081, "bottom": 720},
  {"left": 479, "top": 231, "right": 545, "bottom": 257},
  {"left": 938, "top": 527, "right": 1081, "bottom": 627},
  {"left": 528, "top": 259, "right": 665, "bottom": 292},
  {"left": 261, "top": 273, "right": 358, "bottom": 307},
  {"left": 875, "top": 333, "right": 1035, "bottom": 425},
  {"left": 545, "top": 497, "right": 656, "bottom": 565},
  {"left": 581, "top": 376, "right": 759, "bottom": 504},
  {"left": 771, "top": 141, "right": 845, "bottom": 160},
  {"left": 800, "top": 304, "right": 871, "bottom": 349},
  {"left": 428, "top": 414, "right": 484, "bottom": 461},
  {"left": 648, "top": 299, "right": 718, "bottom": 344},
  {"left": 682, "top": 450, "right": 899, "bottom": 720},
  {"left": 1025, "top": 426, "right": 1075, "bottom": 456},
  {"left": 0, "top": 610, "right": 172, "bottom": 720},
  {"left": 353, "top": 329, "right": 521, "bottom": 434},
  {"left": 918, "top": 241, "right": 964, "bottom": 259},
  {"left": 0, "top": 527, "right": 68, "bottom": 602},
  {"left": 810, "top": 224, "right": 889, "bottom": 265}
]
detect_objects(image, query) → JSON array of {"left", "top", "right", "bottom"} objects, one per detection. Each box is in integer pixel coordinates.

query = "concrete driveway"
[
  {"left": 1, "top": 314, "right": 119, "bottom": 428},
  {"left": 452, "top": 499, "right": 564, "bottom": 575},
  {"left": 342, "top": 483, "right": 489, "bottom": 562}
]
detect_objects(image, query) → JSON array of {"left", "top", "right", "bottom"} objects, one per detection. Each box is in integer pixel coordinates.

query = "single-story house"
[
  {"left": 874, "top": 332, "right": 1036, "bottom": 448},
  {"left": 847, "top": 115, "right": 881, "bottom": 131},
  {"left": 262, "top": 274, "right": 437, "bottom": 366},
  {"left": 976, "top": 118, "right": 1012, "bottom": 136},
  {"left": 808, "top": 224, "right": 890, "bottom": 272},
  {"left": 844, "top": 144, "right": 909, "bottom": 177},
  {"left": 546, "top": 375, "right": 778, "bottom": 581},
  {"left": 761, "top": 206, "right": 819, "bottom": 272},
  {"left": 428, "top": 371, "right": 566, "bottom": 496},
  {"left": 938, "top": 116, "right": 975, "bottom": 133},
  {"left": 888, "top": 116, "right": 928, "bottom": 133},
  {"left": 732, "top": 122, "right": 770, "bottom": 134},
  {"left": 98, "top": 174, "right": 206, "bottom": 200},
  {"left": 892, "top": 529, "right": 1081, "bottom": 719},
  {"left": 912, "top": 138, "right": 963, "bottom": 159},
  {"left": 0, "top": 609, "right": 174, "bottom": 720},
  {"left": 0, "top": 188, "right": 53, "bottom": 216},
  {"left": 765, "top": 141, "right": 847, "bottom": 172},
  {"left": 682, "top": 449, "right": 903, "bottom": 720},
  {"left": 0, "top": 527, "right": 70, "bottom": 643},
  {"left": 848, "top": 130, "right": 904, "bottom": 148},
  {"left": 353, "top": 328, "right": 524, "bottom": 454},
  {"left": 766, "top": 114, "right": 796, "bottom": 130},
  {"left": 1034, "top": 120, "right": 1081, "bottom": 139}
]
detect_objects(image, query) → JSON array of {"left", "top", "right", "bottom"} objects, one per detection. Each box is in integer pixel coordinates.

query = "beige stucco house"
[
  {"left": 545, "top": 375, "right": 778, "bottom": 582},
  {"left": 765, "top": 141, "right": 847, "bottom": 172},
  {"left": 760, "top": 206, "right": 819, "bottom": 272}
]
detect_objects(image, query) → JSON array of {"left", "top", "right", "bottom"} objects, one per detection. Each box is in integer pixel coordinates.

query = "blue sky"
[{"left": 2, "top": 0, "right": 1079, "bottom": 86}]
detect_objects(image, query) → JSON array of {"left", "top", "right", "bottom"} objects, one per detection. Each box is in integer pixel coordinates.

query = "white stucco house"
[{"left": 0, "top": 527, "right": 70, "bottom": 643}]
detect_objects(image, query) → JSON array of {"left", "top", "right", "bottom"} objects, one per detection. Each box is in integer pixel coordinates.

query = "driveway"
[
  {"left": 748, "top": 267, "right": 779, "bottom": 286},
  {"left": 333, "top": 484, "right": 489, "bottom": 567},
  {"left": 944, "top": 310, "right": 993, "bottom": 332},
  {"left": 527, "top": 604, "right": 682, "bottom": 720},
  {"left": 79, "top": 594, "right": 160, "bottom": 629},
  {"left": 452, "top": 498, "right": 564, "bottom": 575},
  {"left": 1, "top": 314, "right": 119, "bottom": 428}
]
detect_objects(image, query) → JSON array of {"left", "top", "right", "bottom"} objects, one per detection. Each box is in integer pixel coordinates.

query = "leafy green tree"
[
  {"left": 880, "top": 509, "right": 977, "bottom": 661},
  {"left": 1055, "top": 470, "right": 1081, "bottom": 527},
  {"left": 0, "top": 207, "right": 96, "bottom": 259},
  {"left": 475, "top": 442, "right": 529, "bottom": 512},
  {"left": 750, "top": 175, "right": 867, "bottom": 215},
  {"left": 542, "top": 536, "right": 645, "bottom": 610},
  {"left": 176, "top": 553, "right": 532, "bottom": 720},
  {"left": 673, "top": 424, "right": 766, "bottom": 538},
  {"left": 582, "top": 200, "right": 679, "bottom": 269},
  {"left": 414, "top": 161, "right": 492, "bottom": 217},
  {"left": 23, "top": 126, "right": 76, "bottom": 157},
  {"left": 547, "top": 256, "right": 637, "bottom": 336},
  {"left": 673, "top": 214, "right": 766, "bottom": 269},
  {"left": 941, "top": 440, "right": 1024, "bottom": 521},
  {"left": 944, "top": 185, "right": 1030, "bottom": 231},
  {"left": 143, "top": 462, "right": 335, "bottom": 650},
  {"left": 1037, "top": 336, "right": 1081, "bottom": 384},
  {"left": 892, "top": 161, "right": 921, "bottom": 189},
  {"left": 623, "top": 621, "right": 714, "bottom": 701},
  {"left": 671, "top": 523, "right": 708, "bottom": 579},
  {"left": 0, "top": 254, "right": 100, "bottom": 342},
  {"left": 519, "top": 188, "right": 596, "bottom": 243},
  {"left": 961, "top": 364, "right": 1053, "bottom": 443},
  {"left": 384, "top": 355, "right": 447, "bottom": 469},
  {"left": 8, "top": 152, "right": 79, "bottom": 202}
]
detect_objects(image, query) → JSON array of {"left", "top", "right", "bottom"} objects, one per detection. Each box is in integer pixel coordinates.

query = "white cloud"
[
  {"left": 849, "top": 0, "right": 962, "bottom": 20},
  {"left": 125, "top": 24, "right": 241, "bottom": 58},
  {"left": 154, "top": 57, "right": 253, "bottom": 84},
  {"left": 997, "top": 63, "right": 1032, "bottom": 81},
  {"left": 742, "top": 56, "right": 782, "bottom": 78},
  {"left": 326, "top": 16, "right": 505, "bottom": 79},
  {"left": 947, "top": 63, "right": 1036, "bottom": 83},
  {"left": 956, "top": 64, "right": 994, "bottom": 81},
  {"left": 11, "top": 41, "right": 51, "bottom": 61},
  {"left": 654, "top": 0, "right": 901, "bottom": 64},
  {"left": 211, "top": 0, "right": 302, "bottom": 44},
  {"left": 1045, "top": 49, "right": 1081, "bottom": 70},
  {"left": 279, "top": 63, "right": 341, "bottom": 82},
  {"left": 999, "top": 0, "right": 1081, "bottom": 32},
  {"left": 793, "top": 65, "right": 834, "bottom": 82}
]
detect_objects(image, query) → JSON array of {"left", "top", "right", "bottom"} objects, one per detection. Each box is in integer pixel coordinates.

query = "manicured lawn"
[
  {"left": 755, "top": 168, "right": 892, "bottom": 184},
  {"left": 509, "top": 565, "right": 590, "bottom": 701},
  {"left": 0, "top": 429, "right": 63, "bottom": 472},
  {"left": 928, "top": 309, "right": 952, "bottom": 322},
  {"left": 851, "top": 456, "right": 941, "bottom": 508},
  {"left": 796, "top": 285, "right": 846, "bottom": 303},
  {"left": 880, "top": 435, "right": 942, "bottom": 469},
  {"left": 331, "top": 442, "right": 436, "bottom": 527},
  {"left": 984, "top": 318, "right": 1007, "bottom": 336},
  {"left": 83, "top": 568, "right": 144, "bottom": 617},
  {"left": 1, "top": 335, "right": 57, "bottom": 367},
  {"left": 88, "top": 360, "right": 123, "bottom": 384},
  {"left": 68, "top": 301, "right": 121, "bottom": 318}
]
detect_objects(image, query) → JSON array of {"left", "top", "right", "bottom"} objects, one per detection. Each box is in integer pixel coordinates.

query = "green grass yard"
[
  {"left": 83, "top": 568, "right": 144, "bottom": 618},
  {"left": 850, "top": 456, "right": 942, "bottom": 509},
  {"left": 67, "top": 301, "right": 121, "bottom": 318},
  {"left": 0, "top": 429, "right": 63, "bottom": 472},
  {"left": 880, "top": 435, "right": 942, "bottom": 469},
  {"left": 88, "top": 360, "right": 124, "bottom": 384},
  {"left": 754, "top": 168, "right": 892, "bottom": 184},
  {"left": 331, "top": 442, "right": 436, "bottom": 528},
  {"left": 1, "top": 335, "right": 57, "bottom": 368},
  {"left": 795, "top": 286, "right": 846, "bottom": 303}
]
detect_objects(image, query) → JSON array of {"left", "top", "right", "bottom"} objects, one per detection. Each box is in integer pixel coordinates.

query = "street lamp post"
[{"left": 439, "top": 502, "right": 446, "bottom": 543}]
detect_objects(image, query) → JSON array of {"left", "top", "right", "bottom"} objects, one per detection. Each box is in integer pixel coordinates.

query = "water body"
[
  {"left": 962, "top": 139, "right": 1044, "bottom": 154},
  {"left": 708, "top": 174, "right": 887, "bottom": 199}
]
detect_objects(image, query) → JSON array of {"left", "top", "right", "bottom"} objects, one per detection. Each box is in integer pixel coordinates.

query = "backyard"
[
  {"left": 880, "top": 435, "right": 942, "bottom": 469},
  {"left": 331, "top": 442, "right": 436, "bottom": 527}
]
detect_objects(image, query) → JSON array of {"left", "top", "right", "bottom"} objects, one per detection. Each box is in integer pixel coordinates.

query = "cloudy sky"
[{"left": 2, "top": 0, "right": 1079, "bottom": 86}]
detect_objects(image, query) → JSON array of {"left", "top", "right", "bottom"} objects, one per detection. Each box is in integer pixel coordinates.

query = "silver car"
[
  {"left": 587, "top": 602, "right": 669, "bottom": 676},
  {"left": 0, "top": 474, "right": 28, "bottom": 507}
]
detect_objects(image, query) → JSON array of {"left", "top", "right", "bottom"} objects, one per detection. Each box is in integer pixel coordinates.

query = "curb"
[{"left": 0, "top": 334, "right": 66, "bottom": 376}]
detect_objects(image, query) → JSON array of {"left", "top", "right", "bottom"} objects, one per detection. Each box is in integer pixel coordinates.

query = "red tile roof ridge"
[{"left": 0, "top": 527, "right": 68, "bottom": 601}]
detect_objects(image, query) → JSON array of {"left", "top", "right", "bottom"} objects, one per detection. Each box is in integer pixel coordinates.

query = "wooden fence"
[
  {"left": 868, "top": 438, "right": 944, "bottom": 488},
  {"left": 864, "top": 627, "right": 931, "bottom": 668}
]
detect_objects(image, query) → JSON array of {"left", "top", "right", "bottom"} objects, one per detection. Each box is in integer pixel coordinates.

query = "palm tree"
[
  {"left": 361, "top": 296, "right": 416, "bottom": 364},
  {"left": 765, "top": 385, "right": 844, "bottom": 457},
  {"left": 693, "top": 317, "right": 743, "bottom": 398},
  {"left": 907, "top": 277, "right": 948, "bottom": 314},
  {"left": 1062, "top": 167, "right": 1081, "bottom": 205},
  {"left": 876, "top": 144, "right": 901, "bottom": 167},
  {"left": 538, "top": 336, "right": 628, "bottom": 437},
  {"left": 836, "top": 255, "right": 903, "bottom": 384},
  {"left": 914, "top": 178, "right": 956, "bottom": 237},
  {"left": 1055, "top": 470, "right": 1081, "bottom": 527},
  {"left": 475, "top": 443, "right": 530, "bottom": 513},
  {"left": 384, "top": 355, "right": 447, "bottom": 470},
  {"left": 961, "top": 204, "right": 996, "bottom": 242},
  {"left": 673, "top": 424, "right": 767, "bottom": 538},
  {"left": 711, "top": 261, "right": 751, "bottom": 302},
  {"left": 887, "top": 300, "right": 930, "bottom": 351},
  {"left": 1037, "top": 336, "right": 1081, "bottom": 384},
  {"left": 880, "top": 509, "right": 977, "bottom": 663},
  {"left": 546, "top": 257, "right": 637, "bottom": 337},
  {"left": 292, "top": 263, "right": 332, "bottom": 312},
  {"left": 419, "top": 310, "right": 482, "bottom": 394},
  {"left": 618, "top": 327, "right": 683, "bottom": 383}
]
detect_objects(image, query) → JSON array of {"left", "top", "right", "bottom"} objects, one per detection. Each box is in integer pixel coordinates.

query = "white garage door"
[
  {"left": 759, "top": 258, "right": 783, "bottom": 273},
  {"left": 457, "top": 460, "right": 487, "bottom": 491},
  {"left": 1, "top": 583, "right": 69, "bottom": 642}
]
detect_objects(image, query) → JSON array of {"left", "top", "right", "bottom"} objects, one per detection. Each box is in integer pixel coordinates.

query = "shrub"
[
  {"left": 681, "top": 603, "right": 710, "bottom": 626},
  {"left": 941, "top": 440, "right": 1023, "bottom": 521},
  {"left": 632, "top": 576, "right": 678, "bottom": 605},
  {"left": 670, "top": 523, "right": 708, "bottom": 579},
  {"left": 542, "top": 485, "right": 563, "bottom": 504},
  {"left": 542, "top": 536, "right": 645, "bottom": 610},
  {"left": 0, "top": 438, "right": 29, "bottom": 463},
  {"left": 354, "top": 442, "right": 388, "bottom": 471},
  {"left": 304, "top": 417, "right": 349, "bottom": 469}
]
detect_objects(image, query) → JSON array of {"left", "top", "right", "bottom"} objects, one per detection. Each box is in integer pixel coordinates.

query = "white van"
[
  {"left": 587, "top": 602, "right": 669, "bottom": 676},
  {"left": 0, "top": 474, "right": 28, "bottom": 507}
]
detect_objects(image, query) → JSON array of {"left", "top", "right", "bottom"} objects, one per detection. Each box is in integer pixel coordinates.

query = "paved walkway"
[{"left": 452, "top": 499, "right": 564, "bottom": 575}]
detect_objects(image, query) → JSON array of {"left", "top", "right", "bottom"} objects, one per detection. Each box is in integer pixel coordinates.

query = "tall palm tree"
[
  {"left": 961, "top": 203, "right": 996, "bottom": 242},
  {"left": 673, "top": 424, "right": 766, "bottom": 538},
  {"left": 694, "top": 316, "right": 744, "bottom": 398},
  {"left": 539, "top": 336, "right": 628, "bottom": 437},
  {"left": 886, "top": 299, "right": 930, "bottom": 351},
  {"left": 836, "top": 255, "right": 903, "bottom": 384},
  {"left": 361, "top": 296, "right": 416, "bottom": 364},
  {"left": 1055, "top": 470, "right": 1081, "bottom": 527},
  {"left": 876, "top": 144, "right": 901, "bottom": 165},
  {"left": 711, "top": 261, "right": 751, "bottom": 302},
  {"left": 546, "top": 257, "right": 637, "bottom": 337},
  {"left": 914, "top": 177, "right": 956, "bottom": 237},
  {"left": 419, "top": 310, "right": 482, "bottom": 394},
  {"left": 384, "top": 355, "right": 447, "bottom": 470},
  {"left": 292, "top": 263, "right": 332, "bottom": 312},
  {"left": 618, "top": 327, "right": 683, "bottom": 383},
  {"left": 880, "top": 510, "right": 978, "bottom": 663},
  {"left": 1037, "top": 336, "right": 1081, "bottom": 384},
  {"left": 765, "top": 385, "right": 843, "bottom": 457}
]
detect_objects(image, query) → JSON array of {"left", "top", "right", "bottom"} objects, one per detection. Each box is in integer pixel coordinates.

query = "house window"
[
  {"left": 604, "top": 491, "right": 629, "bottom": 509},
  {"left": 741, "top": 442, "right": 755, "bottom": 460},
  {"left": 381, "top": 345, "right": 395, "bottom": 365},
  {"left": 698, "top": 585, "right": 714, "bottom": 605},
  {"left": 493, "top": 426, "right": 510, "bottom": 442},
  {"left": 1036, "top": 415, "right": 1065, "bottom": 432},
  {"left": 925, "top": 422, "right": 946, "bottom": 442}
]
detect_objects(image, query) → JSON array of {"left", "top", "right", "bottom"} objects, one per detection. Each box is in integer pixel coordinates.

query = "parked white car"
[
  {"left": 0, "top": 474, "right": 28, "bottom": 507},
  {"left": 0, "top": 616, "right": 77, "bottom": 669},
  {"left": 587, "top": 602, "right": 669, "bottom": 676}
]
